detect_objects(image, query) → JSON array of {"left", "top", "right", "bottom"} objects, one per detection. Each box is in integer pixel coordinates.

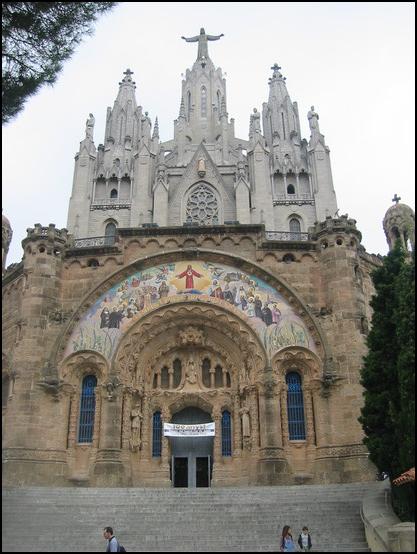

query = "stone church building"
[{"left": 2, "top": 30, "right": 414, "bottom": 488}]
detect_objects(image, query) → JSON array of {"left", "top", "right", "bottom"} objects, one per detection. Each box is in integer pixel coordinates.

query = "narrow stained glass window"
[
  {"left": 221, "top": 410, "right": 232, "bottom": 456},
  {"left": 78, "top": 375, "right": 97, "bottom": 443},
  {"left": 286, "top": 372, "right": 306, "bottom": 440},
  {"left": 152, "top": 411, "right": 162, "bottom": 457}
]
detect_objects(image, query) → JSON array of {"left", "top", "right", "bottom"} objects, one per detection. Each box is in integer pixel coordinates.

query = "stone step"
[{"left": 2, "top": 483, "right": 375, "bottom": 552}]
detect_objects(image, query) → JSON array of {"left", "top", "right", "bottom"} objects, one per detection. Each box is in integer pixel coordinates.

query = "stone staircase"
[{"left": 2, "top": 483, "right": 377, "bottom": 552}]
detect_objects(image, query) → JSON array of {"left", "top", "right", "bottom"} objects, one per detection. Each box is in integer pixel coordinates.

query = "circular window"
[
  {"left": 336, "top": 238, "right": 343, "bottom": 246},
  {"left": 39, "top": 246, "right": 46, "bottom": 253},
  {"left": 321, "top": 241, "right": 328, "bottom": 249},
  {"left": 186, "top": 184, "right": 219, "bottom": 225}
]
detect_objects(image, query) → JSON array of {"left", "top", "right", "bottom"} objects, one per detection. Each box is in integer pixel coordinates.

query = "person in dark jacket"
[{"left": 297, "top": 526, "right": 312, "bottom": 551}]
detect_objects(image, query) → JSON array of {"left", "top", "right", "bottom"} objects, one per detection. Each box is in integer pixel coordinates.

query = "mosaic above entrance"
[{"left": 64, "top": 261, "right": 316, "bottom": 361}]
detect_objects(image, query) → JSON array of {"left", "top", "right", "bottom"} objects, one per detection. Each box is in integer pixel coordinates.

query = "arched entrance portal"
[{"left": 170, "top": 407, "right": 213, "bottom": 488}]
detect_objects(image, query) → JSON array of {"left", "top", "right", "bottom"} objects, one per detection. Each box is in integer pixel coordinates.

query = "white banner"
[{"left": 163, "top": 422, "right": 215, "bottom": 437}]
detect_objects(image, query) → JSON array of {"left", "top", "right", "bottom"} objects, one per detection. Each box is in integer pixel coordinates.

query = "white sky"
[{"left": 2, "top": 2, "right": 415, "bottom": 265}]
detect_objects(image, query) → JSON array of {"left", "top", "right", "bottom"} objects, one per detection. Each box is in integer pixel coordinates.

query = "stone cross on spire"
[
  {"left": 392, "top": 193, "right": 401, "bottom": 204},
  {"left": 181, "top": 28, "right": 224, "bottom": 61},
  {"left": 120, "top": 68, "right": 135, "bottom": 86}
]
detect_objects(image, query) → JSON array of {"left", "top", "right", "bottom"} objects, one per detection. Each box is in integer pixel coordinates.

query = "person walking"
[
  {"left": 103, "top": 527, "right": 126, "bottom": 552},
  {"left": 297, "top": 526, "right": 312, "bottom": 551},
  {"left": 280, "top": 525, "right": 296, "bottom": 552}
]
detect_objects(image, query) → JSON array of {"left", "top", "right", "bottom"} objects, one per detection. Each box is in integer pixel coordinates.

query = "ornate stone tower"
[
  {"left": 383, "top": 194, "right": 415, "bottom": 252},
  {"left": 66, "top": 32, "right": 339, "bottom": 240}
]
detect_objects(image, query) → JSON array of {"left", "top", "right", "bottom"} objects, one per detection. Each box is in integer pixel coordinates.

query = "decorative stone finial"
[{"left": 119, "top": 68, "right": 136, "bottom": 87}]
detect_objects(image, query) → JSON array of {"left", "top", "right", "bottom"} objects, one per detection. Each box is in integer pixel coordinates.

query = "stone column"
[
  {"left": 304, "top": 388, "right": 315, "bottom": 446},
  {"left": 212, "top": 407, "right": 222, "bottom": 462},
  {"left": 233, "top": 395, "right": 242, "bottom": 456},
  {"left": 209, "top": 368, "right": 215, "bottom": 389},
  {"left": 161, "top": 406, "right": 170, "bottom": 466},
  {"left": 141, "top": 393, "right": 151, "bottom": 459},
  {"left": 93, "top": 384, "right": 126, "bottom": 486}
]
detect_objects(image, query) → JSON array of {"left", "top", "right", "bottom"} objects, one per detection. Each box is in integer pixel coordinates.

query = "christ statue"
[{"left": 181, "top": 28, "right": 224, "bottom": 60}]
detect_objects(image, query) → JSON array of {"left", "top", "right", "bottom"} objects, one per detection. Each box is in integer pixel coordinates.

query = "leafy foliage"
[
  {"left": 2, "top": 2, "right": 117, "bottom": 124},
  {"left": 359, "top": 242, "right": 415, "bottom": 521}
]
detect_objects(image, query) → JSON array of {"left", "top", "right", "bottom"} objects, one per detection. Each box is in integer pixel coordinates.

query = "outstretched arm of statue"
[
  {"left": 181, "top": 35, "right": 199, "bottom": 42},
  {"left": 207, "top": 33, "right": 224, "bottom": 40}
]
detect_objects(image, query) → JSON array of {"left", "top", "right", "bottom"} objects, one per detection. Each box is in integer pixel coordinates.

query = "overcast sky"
[{"left": 2, "top": 2, "right": 415, "bottom": 265}]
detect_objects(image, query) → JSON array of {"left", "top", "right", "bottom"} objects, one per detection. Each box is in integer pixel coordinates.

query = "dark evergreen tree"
[
  {"left": 394, "top": 252, "right": 415, "bottom": 472},
  {"left": 2, "top": 2, "right": 117, "bottom": 125},
  {"left": 359, "top": 242, "right": 406, "bottom": 477}
]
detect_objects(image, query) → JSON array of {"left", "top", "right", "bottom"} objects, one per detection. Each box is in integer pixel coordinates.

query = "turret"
[{"left": 383, "top": 194, "right": 415, "bottom": 252}]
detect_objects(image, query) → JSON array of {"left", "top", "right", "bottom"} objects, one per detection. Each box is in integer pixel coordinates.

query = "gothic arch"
[
  {"left": 59, "top": 350, "right": 109, "bottom": 384},
  {"left": 113, "top": 300, "right": 267, "bottom": 390}
]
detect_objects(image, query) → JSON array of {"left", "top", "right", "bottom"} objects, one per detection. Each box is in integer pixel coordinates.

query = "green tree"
[
  {"left": 360, "top": 242, "right": 415, "bottom": 521},
  {"left": 2, "top": 2, "right": 117, "bottom": 125},
  {"left": 394, "top": 252, "right": 415, "bottom": 471},
  {"left": 359, "top": 242, "right": 406, "bottom": 476}
]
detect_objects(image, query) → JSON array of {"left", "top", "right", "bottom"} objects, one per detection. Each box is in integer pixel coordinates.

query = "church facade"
[{"left": 3, "top": 30, "right": 393, "bottom": 487}]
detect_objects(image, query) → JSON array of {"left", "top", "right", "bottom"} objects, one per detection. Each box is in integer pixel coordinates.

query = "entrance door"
[
  {"left": 173, "top": 457, "right": 188, "bottom": 487},
  {"left": 196, "top": 456, "right": 210, "bottom": 487},
  {"left": 170, "top": 407, "right": 214, "bottom": 488}
]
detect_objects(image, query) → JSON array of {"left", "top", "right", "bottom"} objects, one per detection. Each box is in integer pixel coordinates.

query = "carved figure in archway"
[
  {"left": 130, "top": 404, "right": 143, "bottom": 452},
  {"left": 185, "top": 357, "right": 198, "bottom": 384},
  {"left": 239, "top": 406, "right": 252, "bottom": 450}
]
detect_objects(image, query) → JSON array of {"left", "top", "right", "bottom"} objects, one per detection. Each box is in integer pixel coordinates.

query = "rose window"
[{"left": 186, "top": 185, "right": 219, "bottom": 225}]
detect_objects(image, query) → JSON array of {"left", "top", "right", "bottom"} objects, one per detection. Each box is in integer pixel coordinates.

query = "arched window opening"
[
  {"left": 161, "top": 366, "right": 169, "bottom": 389},
  {"left": 226, "top": 373, "right": 231, "bottom": 388},
  {"left": 215, "top": 365, "right": 223, "bottom": 388},
  {"left": 153, "top": 374, "right": 158, "bottom": 389},
  {"left": 286, "top": 372, "right": 306, "bottom": 440},
  {"left": 152, "top": 411, "right": 162, "bottom": 457},
  {"left": 78, "top": 375, "right": 97, "bottom": 443},
  {"left": 221, "top": 410, "right": 232, "bottom": 456},
  {"left": 105, "top": 222, "right": 117, "bottom": 237},
  {"left": 202, "top": 358, "right": 211, "bottom": 387},
  {"left": 87, "top": 259, "right": 99, "bottom": 268},
  {"left": 287, "top": 184, "right": 295, "bottom": 195},
  {"left": 217, "top": 90, "right": 221, "bottom": 115},
  {"left": 187, "top": 91, "right": 192, "bottom": 121},
  {"left": 173, "top": 359, "right": 182, "bottom": 388},
  {"left": 201, "top": 86, "right": 207, "bottom": 118},
  {"left": 110, "top": 188, "right": 118, "bottom": 199},
  {"left": 289, "top": 218, "right": 301, "bottom": 234},
  {"left": 283, "top": 253, "right": 295, "bottom": 264}
]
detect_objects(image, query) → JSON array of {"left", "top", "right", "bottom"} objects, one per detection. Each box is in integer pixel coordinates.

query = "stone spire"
[
  {"left": 104, "top": 68, "right": 139, "bottom": 146},
  {"left": 179, "top": 96, "right": 186, "bottom": 119},
  {"left": 262, "top": 63, "right": 301, "bottom": 149},
  {"left": 152, "top": 116, "right": 159, "bottom": 140}
]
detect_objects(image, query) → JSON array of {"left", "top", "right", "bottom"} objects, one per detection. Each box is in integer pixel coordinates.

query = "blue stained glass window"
[
  {"left": 152, "top": 411, "right": 162, "bottom": 457},
  {"left": 286, "top": 372, "right": 306, "bottom": 440},
  {"left": 221, "top": 410, "right": 232, "bottom": 456},
  {"left": 78, "top": 375, "right": 97, "bottom": 443}
]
